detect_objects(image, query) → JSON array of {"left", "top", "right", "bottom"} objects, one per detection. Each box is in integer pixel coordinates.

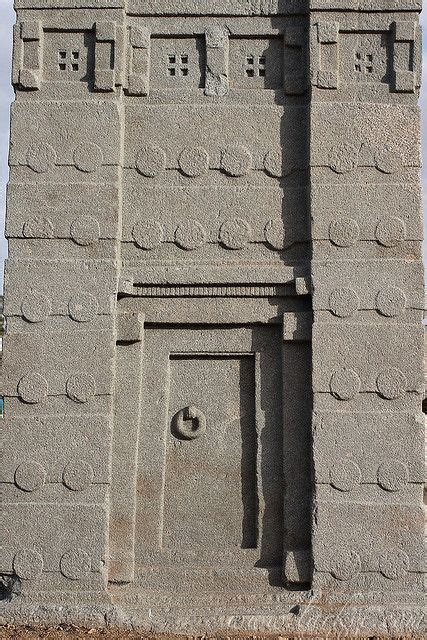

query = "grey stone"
[
  {"left": 312, "top": 412, "right": 424, "bottom": 485},
  {"left": 312, "top": 259, "right": 424, "bottom": 323},
  {"left": 0, "top": 0, "right": 424, "bottom": 635}
]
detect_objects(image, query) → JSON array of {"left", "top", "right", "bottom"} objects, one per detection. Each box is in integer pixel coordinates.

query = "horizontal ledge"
[{"left": 128, "top": 283, "right": 296, "bottom": 298}]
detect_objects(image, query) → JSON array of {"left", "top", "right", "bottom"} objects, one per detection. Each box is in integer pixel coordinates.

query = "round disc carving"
[
  {"left": 132, "top": 221, "right": 164, "bottom": 250},
  {"left": 14, "top": 462, "right": 46, "bottom": 493},
  {"left": 175, "top": 221, "right": 207, "bottom": 250},
  {"left": 66, "top": 373, "right": 96, "bottom": 403},
  {"left": 331, "top": 550, "right": 361, "bottom": 581},
  {"left": 263, "top": 150, "right": 283, "bottom": 178},
  {"left": 63, "top": 461, "right": 94, "bottom": 491},
  {"left": 330, "top": 461, "right": 361, "bottom": 492},
  {"left": 220, "top": 146, "right": 252, "bottom": 177},
  {"left": 375, "top": 217, "right": 406, "bottom": 247},
  {"left": 13, "top": 549, "right": 44, "bottom": 580},
  {"left": 70, "top": 216, "right": 100, "bottom": 246},
  {"left": 377, "top": 461, "right": 409, "bottom": 492},
  {"left": 329, "top": 288, "right": 360, "bottom": 318},
  {"left": 374, "top": 146, "right": 401, "bottom": 174},
  {"left": 328, "top": 143, "right": 359, "bottom": 174},
  {"left": 68, "top": 292, "right": 98, "bottom": 323},
  {"left": 329, "top": 218, "right": 360, "bottom": 247},
  {"left": 23, "top": 217, "right": 54, "bottom": 239},
  {"left": 136, "top": 145, "right": 166, "bottom": 177},
  {"left": 26, "top": 142, "right": 56, "bottom": 174},
  {"left": 379, "top": 550, "right": 409, "bottom": 580},
  {"left": 178, "top": 147, "right": 209, "bottom": 177},
  {"left": 330, "top": 368, "right": 361, "bottom": 401},
  {"left": 376, "top": 368, "right": 407, "bottom": 399},
  {"left": 264, "top": 220, "right": 286, "bottom": 250},
  {"left": 376, "top": 286, "right": 406, "bottom": 317},
  {"left": 60, "top": 549, "right": 91, "bottom": 580},
  {"left": 172, "top": 406, "right": 207, "bottom": 440},
  {"left": 17, "top": 373, "right": 48, "bottom": 404},
  {"left": 73, "top": 143, "right": 103, "bottom": 173},
  {"left": 219, "top": 218, "right": 251, "bottom": 249},
  {"left": 21, "top": 291, "right": 51, "bottom": 323}
]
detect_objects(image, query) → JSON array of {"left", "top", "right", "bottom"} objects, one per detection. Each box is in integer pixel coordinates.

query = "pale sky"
[{"left": 0, "top": 2, "right": 425, "bottom": 290}]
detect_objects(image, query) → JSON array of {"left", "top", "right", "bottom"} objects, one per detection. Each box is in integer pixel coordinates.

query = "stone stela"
[{"left": 0, "top": 0, "right": 424, "bottom": 635}]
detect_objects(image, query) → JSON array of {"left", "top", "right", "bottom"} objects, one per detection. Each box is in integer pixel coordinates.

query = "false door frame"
[{"left": 107, "top": 297, "right": 312, "bottom": 586}]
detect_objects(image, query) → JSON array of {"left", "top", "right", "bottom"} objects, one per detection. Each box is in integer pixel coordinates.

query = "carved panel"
[
  {"left": 311, "top": 21, "right": 339, "bottom": 89},
  {"left": 42, "top": 30, "right": 95, "bottom": 87},
  {"left": 311, "top": 20, "right": 421, "bottom": 94},
  {"left": 94, "top": 20, "right": 117, "bottom": 92},
  {"left": 109, "top": 314, "right": 312, "bottom": 589},
  {"left": 127, "top": 26, "right": 150, "bottom": 95},
  {"left": 229, "top": 37, "right": 284, "bottom": 90},
  {"left": 205, "top": 26, "right": 229, "bottom": 97},
  {"left": 392, "top": 20, "right": 420, "bottom": 92},
  {"left": 13, "top": 20, "right": 43, "bottom": 90},
  {"left": 150, "top": 36, "right": 206, "bottom": 90}
]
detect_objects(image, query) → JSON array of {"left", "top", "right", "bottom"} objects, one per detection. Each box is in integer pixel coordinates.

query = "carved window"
[
  {"left": 354, "top": 51, "right": 373, "bottom": 74},
  {"left": 245, "top": 54, "right": 266, "bottom": 78},
  {"left": 58, "top": 49, "right": 80, "bottom": 72},
  {"left": 229, "top": 38, "right": 283, "bottom": 89},
  {"left": 167, "top": 53, "right": 190, "bottom": 77},
  {"left": 42, "top": 31, "right": 95, "bottom": 88},
  {"left": 150, "top": 37, "right": 205, "bottom": 89}
]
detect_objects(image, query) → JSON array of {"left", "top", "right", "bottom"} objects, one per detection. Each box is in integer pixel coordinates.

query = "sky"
[{"left": 0, "top": 3, "right": 426, "bottom": 290}]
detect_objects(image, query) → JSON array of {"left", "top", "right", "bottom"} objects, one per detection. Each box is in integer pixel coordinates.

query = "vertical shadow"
[
  {"left": 239, "top": 355, "right": 258, "bottom": 549},
  {"left": 251, "top": 326, "right": 284, "bottom": 578},
  {"left": 84, "top": 30, "right": 96, "bottom": 92},
  {"left": 265, "top": 9, "right": 312, "bottom": 585}
]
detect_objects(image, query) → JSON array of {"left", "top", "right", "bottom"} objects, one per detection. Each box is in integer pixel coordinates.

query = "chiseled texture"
[{"left": 0, "top": 0, "right": 424, "bottom": 636}]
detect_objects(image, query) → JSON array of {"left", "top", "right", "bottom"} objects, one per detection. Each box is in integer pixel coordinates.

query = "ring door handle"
[{"left": 172, "top": 405, "right": 207, "bottom": 440}]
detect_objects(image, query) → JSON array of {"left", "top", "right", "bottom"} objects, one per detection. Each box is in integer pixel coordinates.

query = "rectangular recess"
[
  {"left": 163, "top": 354, "right": 258, "bottom": 552},
  {"left": 150, "top": 36, "right": 206, "bottom": 89}
]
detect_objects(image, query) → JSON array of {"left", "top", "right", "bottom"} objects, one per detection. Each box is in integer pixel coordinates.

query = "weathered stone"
[{"left": 0, "top": 0, "right": 424, "bottom": 636}]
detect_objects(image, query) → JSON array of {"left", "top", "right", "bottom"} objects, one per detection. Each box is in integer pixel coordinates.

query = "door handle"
[{"left": 172, "top": 405, "right": 206, "bottom": 440}]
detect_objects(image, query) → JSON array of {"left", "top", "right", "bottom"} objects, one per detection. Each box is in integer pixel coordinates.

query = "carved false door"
[{"left": 131, "top": 325, "right": 284, "bottom": 596}]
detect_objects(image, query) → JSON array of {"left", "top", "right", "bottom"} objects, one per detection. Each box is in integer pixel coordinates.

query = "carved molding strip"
[
  {"left": 94, "top": 20, "right": 117, "bottom": 92},
  {"left": 205, "top": 26, "right": 229, "bottom": 97},
  {"left": 13, "top": 20, "right": 43, "bottom": 90},
  {"left": 131, "top": 284, "right": 290, "bottom": 298},
  {"left": 311, "top": 21, "right": 339, "bottom": 89},
  {"left": 127, "top": 26, "right": 151, "bottom": 95},
  {"left": 392, "top": 21, "right": 420, "bottom": 93}
]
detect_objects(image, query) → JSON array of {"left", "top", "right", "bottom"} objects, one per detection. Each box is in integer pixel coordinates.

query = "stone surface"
[{"left": 0, "top": 0, "right": 424, "bottom": 636}]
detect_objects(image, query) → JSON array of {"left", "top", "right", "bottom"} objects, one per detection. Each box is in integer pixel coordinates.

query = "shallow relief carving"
[
  {"left": 0, "top": 0, "right": 424, "bottom": 635},
  {"left": 310, "top": 18, "right": 422, "bottom": 95}
]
